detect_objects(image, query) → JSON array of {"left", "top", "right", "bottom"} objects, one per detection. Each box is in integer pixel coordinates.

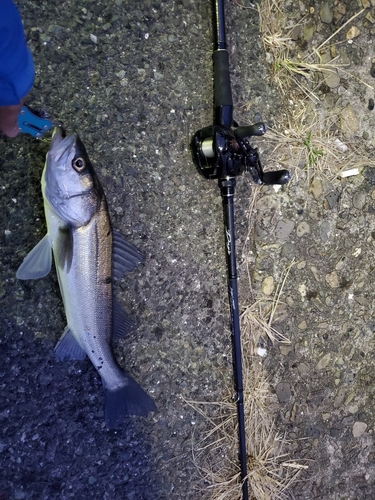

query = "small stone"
[
  {"left": 303, "top": 24, "right": 315, "bottom": 43},
  {"left": 279, "top": 344, "right": 293, "bottom": 356},
  {"left": 352, "top": 421, "right": 367, "bottom": 438},
  {"left": 281, "top": 242, "right": 296, "bottom": 258},
  {"left": 336, "top": 3, "right": 346, "bottom": 14},
  {"left": 298, "top": 320, "right": 307, "bottom": 330},
  {"left": 346, "top": 26, "right": 360, "bottom": 40},
  {"left": 348, "top": 404, "right": 359, "bottom": 414},
  {"left": 291, "top": 25, "right": 302, "bottom": 41},
  {"left": 275, "top": 382, "right": 292, "bottom": 403},
  {"left": 353, "top": 192, "right": 366, "bottom": 210},
  {"left": 339, "top": 105, "right": 359, "bottom": 138},
  {"left": 306, "top": 425, "right": 321, "bottom": 438},
  {"left": 316, "top": 353, "right": 331, "bottom": 370},
  {"left": 320, "top": 3, "right": 333, "bottom": 23},
  {"left": 275, "top": 220, "right": 295, "bottom": 239},
  {"left": 320, "top": 221, "right": 331, "bottom": 243},
  {"left": 262, "top": 276, "right": 275, "bottom": 296},
  {"left": 325, "top": 270, "right": 339, "bottom": 288},
  {"left": 334, "top": 387, "right": 346, "bottom": 408},
  {"left": 298, "top": 363, "right": 310, "bottom": 375},
  {"left": 116, "top": 69, "right": 126, "bottom": 79},
  {"left": 326, "top": 191, "right": 339, "bottom": 209},
  {"left": 320, "top": 52, "right": 340, "bottom": 88},
  {"left": 310, "top": 178, "right": 323, "bottom": 200},
  {"left": 335, "top": 257, "right": 346, "bottom": 271},
  {"left": 296, "top": 221, "right": 310, "bottom": 237},
  {"left": 342, "top": 415, "right": 354, "bottom": 426}
]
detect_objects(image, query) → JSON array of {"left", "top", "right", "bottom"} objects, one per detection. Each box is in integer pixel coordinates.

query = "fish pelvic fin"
[
  {"left": 16, "top": 234, "right": 53, "bottom": 279},
  {"left": 55, "top": 326, "right": 87, "bottom": 361},
  {"left": 103, "top": 376, "right": 157, "bottom": 429}
]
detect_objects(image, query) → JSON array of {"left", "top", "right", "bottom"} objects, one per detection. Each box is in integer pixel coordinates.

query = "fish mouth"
[{"left": 49, "top": 127, "right": 78, "bottom": 164}]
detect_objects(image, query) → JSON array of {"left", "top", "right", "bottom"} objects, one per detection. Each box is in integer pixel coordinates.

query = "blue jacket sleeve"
[{"left": 0, "top": 0, "right": 35, "bottom": 106}]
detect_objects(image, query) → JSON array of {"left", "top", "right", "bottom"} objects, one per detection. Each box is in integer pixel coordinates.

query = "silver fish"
[{"left": 17, "top": 128, "right": 156, "bottom": 428}]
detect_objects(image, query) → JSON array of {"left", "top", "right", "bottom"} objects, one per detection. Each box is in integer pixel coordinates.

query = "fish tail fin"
[{"left": 104, "top": 376, "right": 156, "bottom": 429}]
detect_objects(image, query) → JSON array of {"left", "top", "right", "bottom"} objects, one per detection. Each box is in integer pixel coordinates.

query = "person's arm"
[{"left": 0, "top": 0, "right": 35, "bottom": 137}]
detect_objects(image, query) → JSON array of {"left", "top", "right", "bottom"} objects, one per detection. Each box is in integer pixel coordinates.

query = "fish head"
[{"left": 43, "top": 127, "right": 104, "bottom": 227}]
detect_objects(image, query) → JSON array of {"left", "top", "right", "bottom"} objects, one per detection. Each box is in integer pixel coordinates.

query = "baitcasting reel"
[{"left": 192, "top": 121, "right": 290, "bottom": 185}]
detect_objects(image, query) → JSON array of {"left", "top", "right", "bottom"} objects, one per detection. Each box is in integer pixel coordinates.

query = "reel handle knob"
[
  {"left": 235, "top": 123, "right": 266, "bottom": 139},
  {"left": 262, "top": 169, "right": 290, "bottom": 185}
]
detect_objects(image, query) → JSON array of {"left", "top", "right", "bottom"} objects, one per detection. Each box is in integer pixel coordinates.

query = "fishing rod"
[{"left": 191, "top": 1, "right": 290, "bottom": 498}]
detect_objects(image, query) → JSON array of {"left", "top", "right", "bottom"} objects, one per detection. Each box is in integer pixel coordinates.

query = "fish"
[{"left": 16, "top": 127, "right": 156, "bottom": 428}]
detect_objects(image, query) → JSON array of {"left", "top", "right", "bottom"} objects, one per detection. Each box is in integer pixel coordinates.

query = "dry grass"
[
  {"left": 258, "top": 0, "right": 368, "bottom": 99},
  {"left": 188, "top": 254, "right": 306, "bottom": 499},
  {"left": 255, "top": 103, "right": 375, "bottom": 188}
]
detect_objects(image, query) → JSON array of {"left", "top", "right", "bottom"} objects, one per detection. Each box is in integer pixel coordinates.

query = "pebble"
[
  {"left": 353, "top": 192, "right": 366, "bottom": 210},
  {"left": 320, "top": 52, "right": 340, "bottom": 88},
  {"left": 334, "top": 387, "right": 346, "bottom": 408},
  {"left": 348, "top": 404, "right": 359, "bottom": 414},
  {"left": 339, "top": 105, "right": 359, "bottom": 138},
  {"left": 346, "top": 26, "right": 360, "bottom": 40},
  {"left": 298, "top": 363, "right": 310, "bottom": 376},
  {"left": 320, "top": 3, "right": 333, "bottom": 23},
  {"left": 281, "top": 242, "right": 296, "bottom": 258},
  {"left": 326, "top": 191, "right": 339, "bottom": 209},
  {"left": 275, "top": 382, "right": 292, "bottom": 403},
  {"left": 296, "top": 221, "right": 310, "bottom": 237},
  {"left": 303, "top": 23, "right": 315, "bottom": 43},
  {"left": 275, "top": 220, "right": 295, "bottom": 239},
  {"left": 316, "top": 353, "right": 331, "bottom": 370},
  {"left": 262, "top": 276, "right": 275, "bottom": 296},
  {"left": 279, "top": 344, "right": 293, "bottom": 356},
  {"left": 116, "top": 70, "right": 126, "bottom": 80},
  {"left": 320, "top": 221, "right": 331, "bottom": 243},
  {"left": 352, "top": 421, "right": 367, "bottom": 438},
  {"left": 309, "top": 178, "right": 323, "bottom": 200},
  {"left": 325, "top": 270, "right": 339, "bottom": 288},
  {"left": 342, "top": 415, "right": 354, "bottom": 426}
]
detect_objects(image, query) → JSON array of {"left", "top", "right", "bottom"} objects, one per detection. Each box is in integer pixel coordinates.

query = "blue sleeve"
[{"left": 0, "top": 0, "right": 35, "bottom": 106}]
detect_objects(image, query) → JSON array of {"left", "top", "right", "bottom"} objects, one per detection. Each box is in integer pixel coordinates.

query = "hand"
[{"left": 0, "top": 98, "right": 25, "bottom": 138}]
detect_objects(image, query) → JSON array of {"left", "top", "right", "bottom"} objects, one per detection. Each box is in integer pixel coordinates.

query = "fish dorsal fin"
[
  {"left": 55, "top": 326, "right": 87, "bottom": 361},
  {"left": 16, "top": 234, "right": 53, "bottom": 280},
  {"left": 113, "top": 298, "right": 133, "bottom": 342},
  {"left": 112, "top": 230, "right": 144, "bottom": 280}
]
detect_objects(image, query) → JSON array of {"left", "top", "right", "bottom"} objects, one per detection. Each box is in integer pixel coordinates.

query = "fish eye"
[{"left": 72, "top": 157, "right": 86, "bottom": 172}]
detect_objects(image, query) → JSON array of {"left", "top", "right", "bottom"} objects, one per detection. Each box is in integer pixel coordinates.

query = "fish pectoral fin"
[
  {"left": 112, "top": 230, "right": 145, "bottom": 280},
  {"left": 16, "top": 234, "right": 53, "bottom": 280},
  {"left": 55, "top": 326, "right": 87, "bottom": 361},
  {"left": 103, "top": 376, "right": 157, "bottom": 429},
  {"left": 113, "top": 298, "right": 133, "bottom": 341}
]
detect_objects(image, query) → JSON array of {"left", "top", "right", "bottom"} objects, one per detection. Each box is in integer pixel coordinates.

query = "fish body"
[{"left": 17, "top": 128, "right": 156, "bottom": 428}]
